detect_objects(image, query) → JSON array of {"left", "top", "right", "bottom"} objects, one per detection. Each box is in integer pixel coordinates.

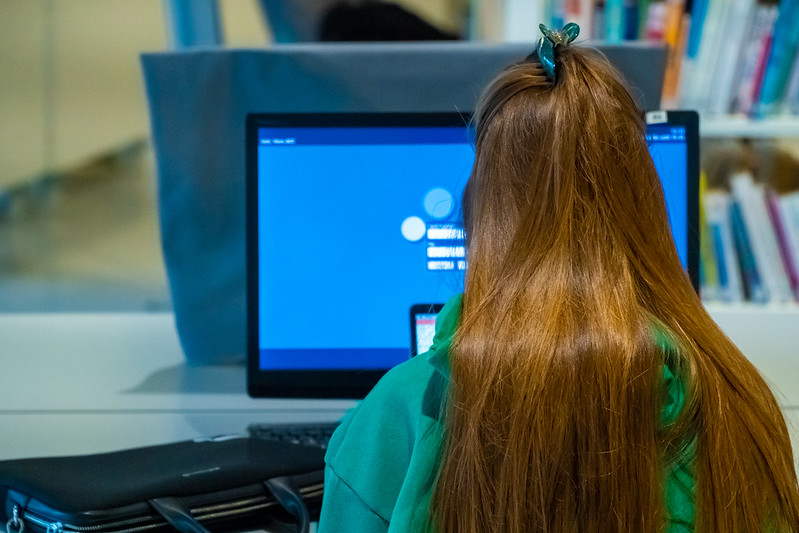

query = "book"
[
  {"left": 731, "top": 2, "right": 779, "bottom": 115},
  {"left": 783, "top": 45, "right": 799, "bottom": 113},
  {"left": 592, "top": 0, "right": 607, "bottom": 40},
  {"left": 706, "top": 0, "right": 756, "bottom": 115},
  {"left": 623, "top": 0, "right": 640, "bottom": 39},
  {"left": 605, "top": 0, "right": 625, "bottom": 41},
  {"left": 766, "top": 189, "right": 799, "bottom": 298},
  {"left": 637, "top": 0, "right": 651, "bottom": 37},
  {"left": 644, "top": 0, "right": 667, "bottom": 40},
  {"left": 685, "top": 0, "right": 709, "bottom": 56},
  {"left": 660, "top": 1, "right": 691, "bottom": 107},
  {"left": 675, "top": 0, "right": 709, "bottom": 107},
  {"left": 730, "top": 172, "right": 794, "bottom": 302},
  {"left": 778, "top": 192, "right": 799, "bottom": 297},
  {"left": 700, "top": 184, "right": 722, "bottom": 300},
  {"left": 730, "top": 198, "right": 767, "bottom": 302},
  {"left": 574, "top": 0, "right": 596, "bottom": 40},
  {"left": 754, "top": 0, "right": 799, "bottom": 116},
  {"left": 704, "top": 191, "right": 745, "bottom": 301},
  {"left": 680, "top": 0, "right": 730, "bottom": 111},
  {"left": 749, "top": 5, "right": 779, "bottom": 113}
]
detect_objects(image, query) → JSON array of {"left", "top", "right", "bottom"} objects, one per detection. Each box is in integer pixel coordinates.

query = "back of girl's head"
[
  {"left": 464, "top": 45, "right": 684, "bottom": 301},
  {"left": 431, "top": 37, "right": 799, "bottom": 532}
]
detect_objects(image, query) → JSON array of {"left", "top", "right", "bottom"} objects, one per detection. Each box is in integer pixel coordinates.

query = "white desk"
[
  {"left": 1, "top": 311, "right": 797, "bottom": 468},
  {"left": 0, "top": 313, "right": 354, "bottom": 460}
]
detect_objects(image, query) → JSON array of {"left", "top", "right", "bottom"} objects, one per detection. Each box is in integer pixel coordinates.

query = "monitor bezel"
[
  {"left": 246, "top": 110, "right": 700, "bottom": 399},
  {"left": 648, "top": 110, "right": 700, "bottom": 292},
  {"left": 246, "top": 112, "right": 472, "bottom": 399}
]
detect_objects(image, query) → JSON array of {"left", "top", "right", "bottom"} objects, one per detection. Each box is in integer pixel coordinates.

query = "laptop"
[
  {"left": 410, "top": 303, "right": 445, "bottom": 357},
  {"left": 246, "top": 110, "right": 698, "bottom": 401}
]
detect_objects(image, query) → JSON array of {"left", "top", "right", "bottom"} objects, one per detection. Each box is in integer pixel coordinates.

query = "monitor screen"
[{"left": 247, "top": 111, "right": 698, "bottom": 398}]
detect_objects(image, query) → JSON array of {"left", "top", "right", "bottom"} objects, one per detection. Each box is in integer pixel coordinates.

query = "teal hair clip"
[{"left": 537, "top": 22, "right": 580, "bottom": 80}]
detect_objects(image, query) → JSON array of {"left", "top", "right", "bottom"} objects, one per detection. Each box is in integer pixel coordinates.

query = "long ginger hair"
[{"left": 430, "top": 45, "right": 799, "bottom": 531}]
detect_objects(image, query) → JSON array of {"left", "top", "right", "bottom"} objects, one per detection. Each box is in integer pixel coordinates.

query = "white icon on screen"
[
  {"left": 423, "top": 188, "right": 453, "bottom": 219},
  {"left": 401, "top": 216, "right": 427, "bottom": 242}
]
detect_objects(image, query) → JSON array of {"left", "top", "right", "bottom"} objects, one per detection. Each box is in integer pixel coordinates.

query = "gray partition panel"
[{"left": 141, "top": 42, "right": 666, "bottom": 364}]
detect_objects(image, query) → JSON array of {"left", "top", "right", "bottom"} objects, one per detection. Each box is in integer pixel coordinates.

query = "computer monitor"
[{"left": 246, "top": 110, "right": 698, "bottom": 399}]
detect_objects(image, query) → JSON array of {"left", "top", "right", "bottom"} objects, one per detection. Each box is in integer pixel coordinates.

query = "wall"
[{"left": 0, "top": 0, "right": 272, "bottom": 191}]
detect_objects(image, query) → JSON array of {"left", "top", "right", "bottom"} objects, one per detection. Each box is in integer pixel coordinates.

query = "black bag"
[{"left": 0, "top": 436, "right": 325, "bottom": 533}]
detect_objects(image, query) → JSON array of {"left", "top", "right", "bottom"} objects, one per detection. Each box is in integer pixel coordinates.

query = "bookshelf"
[
  {"left": 475, "top": 1, "right": 799, "bottom": 311},
  {"left": 701, "top": 117, "right": 799, "bottom": 139}
]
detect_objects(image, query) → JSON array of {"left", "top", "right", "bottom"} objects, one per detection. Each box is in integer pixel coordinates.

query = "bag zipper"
[
  {"left": 11, "top": 483, "right": 322, "bottom": 533},
  {"left": 21, "top": 511, "right": 161, "bottom": 533}
]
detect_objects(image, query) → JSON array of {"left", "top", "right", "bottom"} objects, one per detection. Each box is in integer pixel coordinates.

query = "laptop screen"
[
  {"left": 410, "top": 303, "right": 445, "bottom": 357},
  {"left": 414, "top": 313, "right": 438, "bottom": 355},
  {"left": 247, "top": 111, "right": 698, "bottom": 398}
]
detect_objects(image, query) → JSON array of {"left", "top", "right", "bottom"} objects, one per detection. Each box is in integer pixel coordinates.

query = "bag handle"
[
  {"left": 263, "top": 477, "right": 310, "bottom": 533},
  {"left": 149, "top": 497, "right": 211, "bottom": 533},
  {"left": 148, "top": 476, "right": 310, "bottom": 533}
]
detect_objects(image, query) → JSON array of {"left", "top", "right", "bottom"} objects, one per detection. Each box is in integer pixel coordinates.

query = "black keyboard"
[{"left": 247, "top": 421, "right": 340, "bottom": 450}]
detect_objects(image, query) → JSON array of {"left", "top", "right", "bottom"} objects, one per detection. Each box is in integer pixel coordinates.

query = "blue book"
[
  {"left": 711, "top": 223, "right": 729, "bottom": 290},
  {"left": 605, "top": 0, "right": 624, "bottom": 42},
  {"left": 623, "top": 0, "right": 639, "bottom": 40},
  {"left": 686, "top": 0, "right": 710, "bottom": 59}
]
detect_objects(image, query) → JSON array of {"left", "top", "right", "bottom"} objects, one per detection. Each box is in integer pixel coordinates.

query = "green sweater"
[{"left": 319, "top": 294, "right": 695, "bottom": 532}]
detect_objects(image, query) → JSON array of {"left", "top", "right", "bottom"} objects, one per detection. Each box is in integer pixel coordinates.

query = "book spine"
[
  {"left": 683, "top": 0, "right": 731, "bottom": 111},
  {"left": 637, "top": 0, "right": 650, "bottom": 38},
  {"left": 779, "top": 193, "right": 799, "bottom": 298},
  {"left": 749, "top": 7, "right": 779, "bottom": 113},
  {"left": 644, "top": 1, "right": 667, "bottom": 40},
  {"left": 783, "top": 45, "right": 799, "bottom": 113},
  {"left": 731, "top": 173, "right": 794, "bottom": 302},
  {"left": 623, "top": 0, "right": 640, "bottom": 39},
  {"left": 685, "top": 0, "right": 709, "bottom": 57},
  {"left": 755, "top": 0, "right": 799, "bottom": 116},
  {"left": 578, "top": 0, "right": 596, "bottom": 40},
  {"left": 592, "top": 0, "right": 607, "bottom": 39},
  {"left": 766, "top": 189, "right": 799, "bottom": 299},
  {"left": 605, "top": 0, "right": 625, "bottom": 41},
  {"left": 661, "top": 10, "right": 691, "bottom": 106},
  {"left": 730, "top": 199, "right": 767, "bottom": 302},
  {"left": 705, "top": 191, "right": 745, "bottom": 302},
  {"left": 733, "top": 4, "right": 777, "bottom": 115},
  {"left": 700, "top": 188, "right": 722, "bottom": 300},
  {"left": 707, "top": 0, "right": 756, "bottom": 115},
  {"left": 673, "top": 0, "right": 704, "bottom": 98}
]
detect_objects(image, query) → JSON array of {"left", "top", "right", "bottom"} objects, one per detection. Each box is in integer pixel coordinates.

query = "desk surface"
[
  {"left": 1, "top": 310, "right": 797, "bottom": 462},
  {"left": 0, "top": 313, "right": 354, "bottom": 460}
]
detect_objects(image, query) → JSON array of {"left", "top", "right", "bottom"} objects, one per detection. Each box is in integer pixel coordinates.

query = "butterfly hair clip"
[{"left": 537, "top": 22, "right": 580, "bottom": 80}]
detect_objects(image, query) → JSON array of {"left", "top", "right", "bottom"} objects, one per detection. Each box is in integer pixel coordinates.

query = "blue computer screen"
[
  {"left": 257, "top": 124, "right": 688, "bottom": 371},
  {"left": 647, "top": 125, "right": 688, "bottom": 266}
]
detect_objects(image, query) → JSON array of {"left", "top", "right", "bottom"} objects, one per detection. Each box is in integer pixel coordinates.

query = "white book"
[
  {"left": 732, "top": 5, "right": 779, "bottom": 115},
  {"left": 685, "top": 0, "right": 731, "bottom": 111},
  {"left": 730, "top": 173, "right": 794, "bottom": 302},
  {"left": 779, "top": 192, "right": 799, "bottom": 291},
  {"left": 707, "top": 0, "right": 756, "bottom": 115},
  {"left": 704, "top": 191, "right": 744, "bottom": 302},
  {"left": 784, "top": 48, "right": 799, "bottom": 114}
]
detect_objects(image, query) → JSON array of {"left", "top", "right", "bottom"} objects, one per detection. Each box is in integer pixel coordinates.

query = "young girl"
[{"left": 318, "top": 25, "right": 799, "bottom": 532}]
